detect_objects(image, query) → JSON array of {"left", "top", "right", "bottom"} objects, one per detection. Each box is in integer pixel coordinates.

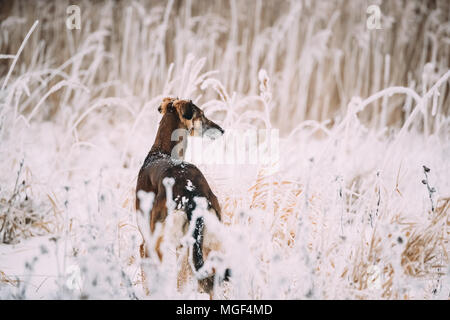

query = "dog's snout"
[
  {"left": 203, "top": 119, "right": 224, "bottom": 139},
  {"left": 211, "top": 122, "right": 224, "bottom": 135}
]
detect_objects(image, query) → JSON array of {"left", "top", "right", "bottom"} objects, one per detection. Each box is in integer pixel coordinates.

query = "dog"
[{"left": 136, "top": 97, "right": 230, "bottom": 297}]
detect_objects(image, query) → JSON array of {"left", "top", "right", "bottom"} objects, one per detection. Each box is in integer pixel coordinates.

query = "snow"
[{"left": 186, "top": 180, "right": 195, "bottom": 192}]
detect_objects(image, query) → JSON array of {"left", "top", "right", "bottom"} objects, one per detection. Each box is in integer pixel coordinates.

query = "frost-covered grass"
[{"left": 0, "top": 0, "right": 449, "bottom": 299}]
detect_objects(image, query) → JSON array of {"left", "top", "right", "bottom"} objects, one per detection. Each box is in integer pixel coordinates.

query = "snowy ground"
[{"left": 0, "top": 0, "right": 449, "bottom": 299}]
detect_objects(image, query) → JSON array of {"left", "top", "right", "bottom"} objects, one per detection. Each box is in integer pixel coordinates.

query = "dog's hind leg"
[
  {"left": 139, "top": 242, "right": 151, "bottom": 296},
  {"left": 138, "top": 189, "right": 167, "bottom": 296}
]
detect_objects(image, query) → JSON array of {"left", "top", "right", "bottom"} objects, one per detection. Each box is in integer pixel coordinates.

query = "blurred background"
[{"left": 1, "top": 0, "right": 448, "bottom": 133}]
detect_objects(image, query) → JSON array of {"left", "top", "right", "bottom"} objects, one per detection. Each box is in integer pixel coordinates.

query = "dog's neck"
[{"left": 149, "top": 110, "right": 188, "bottom": 159}]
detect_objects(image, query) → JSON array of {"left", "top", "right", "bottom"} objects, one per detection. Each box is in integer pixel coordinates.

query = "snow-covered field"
[{"left": 0, "top": 0, "right": 449, "bottom": 299}]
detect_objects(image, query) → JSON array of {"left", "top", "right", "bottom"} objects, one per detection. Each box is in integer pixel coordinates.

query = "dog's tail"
[
  {"left": 192, "top": 215, "right": 205, "bottom": 271},
  {"left": 189, "top": 203, "right": 231, "bottom": 293}
]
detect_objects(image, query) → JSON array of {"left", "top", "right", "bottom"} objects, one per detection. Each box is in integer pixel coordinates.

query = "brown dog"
[{"left": 136, "top": 97, "right": 230, "bottom": 296}]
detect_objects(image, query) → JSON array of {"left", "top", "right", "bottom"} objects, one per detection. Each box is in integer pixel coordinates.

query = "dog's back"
[
  {"left": 136, "top": 153, "right": 222, "bottom": 222},
  {"left": 136, "top": 153, "right": 227, "bottom": 294}
]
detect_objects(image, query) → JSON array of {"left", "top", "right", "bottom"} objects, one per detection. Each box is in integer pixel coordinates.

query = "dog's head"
[{"left": 158, "top": 97, "right": 224, "bottom": 139}]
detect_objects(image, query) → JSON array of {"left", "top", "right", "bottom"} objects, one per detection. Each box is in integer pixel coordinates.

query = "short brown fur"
[{"left": 136, "top": 97, "right": 228, "bottom": 297}]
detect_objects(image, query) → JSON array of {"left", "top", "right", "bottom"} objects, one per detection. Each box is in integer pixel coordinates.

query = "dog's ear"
[
  {"left": 177, "top": 101, "right": 193, "bottom": 120},
  {"left": 182, "top": 102, "right": 194, "bottom": 120},
  {"left": 159, "top": 97, "right": 175, "bottom": 114}
]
